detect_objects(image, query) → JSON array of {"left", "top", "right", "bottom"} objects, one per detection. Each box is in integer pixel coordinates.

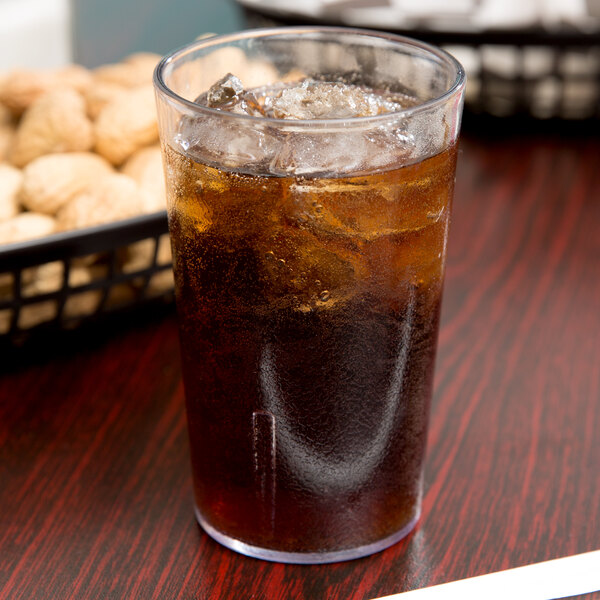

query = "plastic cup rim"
[{"left": 153, "top": 26, "right": 466, "bottom": 128}]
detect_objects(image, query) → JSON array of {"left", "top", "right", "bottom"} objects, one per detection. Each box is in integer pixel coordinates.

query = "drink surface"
[{"left": 166, "top": 78, "right": 457, "bottom": 554}]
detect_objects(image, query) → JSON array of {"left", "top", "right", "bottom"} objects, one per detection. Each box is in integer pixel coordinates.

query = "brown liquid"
[{"left": 165, "top": 141, "right": 457, "bottom": 554}]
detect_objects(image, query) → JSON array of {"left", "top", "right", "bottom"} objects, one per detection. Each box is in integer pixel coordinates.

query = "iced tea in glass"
[{"left": 154, "top": 28, "right": 465, "bottom": 563}]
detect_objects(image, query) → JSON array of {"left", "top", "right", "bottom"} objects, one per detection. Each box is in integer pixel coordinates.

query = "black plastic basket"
[
  {"left": 0, "top": 211, "right": 173, "bottom": 344},
  {"left": 241, "top": 5, "right": 600, "bottom": 119}
]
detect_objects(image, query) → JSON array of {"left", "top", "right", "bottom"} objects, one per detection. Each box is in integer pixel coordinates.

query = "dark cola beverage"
[{"left": 164, "top": 76, "right": 458, "bottom": 560}]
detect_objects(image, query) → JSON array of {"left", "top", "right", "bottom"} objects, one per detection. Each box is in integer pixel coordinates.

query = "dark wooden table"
[{"left": 1, "top": 117, "right": 599, "bottom": 600}]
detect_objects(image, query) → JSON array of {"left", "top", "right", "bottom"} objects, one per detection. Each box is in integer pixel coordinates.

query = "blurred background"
[
  {"left": 1, "top": 0, "right": 598, "bottom": 119},
  {"left": 72, "top": 0, "right": 244, "bottom": 67},
  {"left": 0, "top": 0, "right": 244, "bottom": 69}
]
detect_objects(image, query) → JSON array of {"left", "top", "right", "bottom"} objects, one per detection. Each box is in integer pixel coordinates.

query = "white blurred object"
[
  {"left": 388, "top": 0, "right": 476, "bottom": 18},
  {"left": 250, "top": 0, "right": 324, "bottom": 18},
  {"left": 371, "top": 550, "right": 600, "bottom": 600},
  {"left": 240, "top": 0, "right": 599, "bottom": 31},
  {"left": 542, "top": 0, "right": 596, "bottom": 29},
  {"left": 473, "top": 0, "right": 540, "bottom": 29},
  {"left": 0, "top": 0, "right": 72, "bottom": 70}
]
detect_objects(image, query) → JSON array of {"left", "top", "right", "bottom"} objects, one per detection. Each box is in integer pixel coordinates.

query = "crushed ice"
[{"left": 182, "top": 76, "right": 418, "bottom": 174}]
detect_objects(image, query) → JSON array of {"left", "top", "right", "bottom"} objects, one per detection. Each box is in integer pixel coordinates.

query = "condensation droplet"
[{"left": 319, "top": 290, "right": 331, "bottom": 302}]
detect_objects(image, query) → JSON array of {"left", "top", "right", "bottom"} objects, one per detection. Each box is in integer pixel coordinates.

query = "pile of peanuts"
[
  {"left": 0, "top": 53, "right": 174, "bottom": 333},
  {"left": 0, "top": 52, "right": 167, "bottom": 242}
]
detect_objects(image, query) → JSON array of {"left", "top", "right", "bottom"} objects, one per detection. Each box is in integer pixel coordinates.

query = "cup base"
[{"left": 194, "top": 506, "right": 420, "bottom": 564}]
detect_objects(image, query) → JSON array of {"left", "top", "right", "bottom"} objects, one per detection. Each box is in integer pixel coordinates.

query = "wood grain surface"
[{"left": 1, "top": 118, "right": 599, "bottom": 599}]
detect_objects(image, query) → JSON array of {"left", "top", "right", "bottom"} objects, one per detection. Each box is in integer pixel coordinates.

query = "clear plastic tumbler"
[{"left": 154, "top": 27, "right": 465, "bottom": 563}]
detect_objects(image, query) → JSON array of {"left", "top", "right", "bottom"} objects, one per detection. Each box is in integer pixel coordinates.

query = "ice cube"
[
  {"left": 230, "top": 91, "right": 266, "bottom": 117},
  {"left": 205, "top": 73, "right": 244, "bottom": 107},
  {"left": 270, "top": 124, "right": 415, "bottom": 177},
  {"left": 268, "top": 80, "right": 402, "bottom": 120},
  {"left": 270, "top": 132, "right": 362, "bottom": 176},
  {"left": 176, "top": 112, "right": 279, "bottom": 171},
  {"left": 257, "top": 229, "right": 369, "bottom": 312},
  {"left": 281, "top": 143, "right": 448, "bottom": 243},
  {"left": 201, "top": 73, "right": 266, "bottom": 117}
]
